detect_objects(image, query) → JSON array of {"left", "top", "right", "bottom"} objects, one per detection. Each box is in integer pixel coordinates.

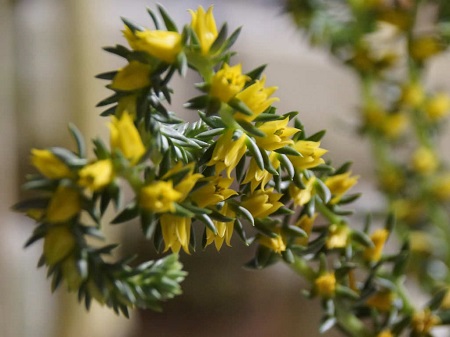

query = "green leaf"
[
  {"left": 234, "top": 219, "right": 250, "bottom": 245},
  {"left": 237, "top": 119, "right": 265, "bottom": 137},
  {"left": 173, "top": 204, "right": 195, "bottom": 218},
  {"left": 50, "top": 147, "right": 87, "bottom": 167},
  {"left": 337, "top": 193, "right": 361, "bottom": 205},
  {"left": 210, "top": 23, "right": 228, "bottom": 53},
  {"left": 260, "top": 148, "right": 278, "bottom": 175},
  {"left": 95, "top": 71, "right": 118, "bottom": 80},
  {"left": 222, "top": 26, "right": 242, "bottom": 51},
  {"left": 315, "top": 178, "right": 331, "bottom": 204},
  {"left": 228, "top": 97, "right": 253, "bottom": 116},
  {"left": 121, "top": 17, "right": 144, "bottom": 33},
  {"left": 319, "top": 316, "right": 337, "bottom": 334},
  {"left": 103, "top": 44, "right": 131, "bottom": 59},
  {"left": 246, "top": 137, "right": 264, "bottom": 170},
  {"left": 245, "top": 64, "right": 266, "bottom": 81},
  {"left": 140, "top": 211, "right": 156, "bottom": 239},
  {"left": 176, "top": 52, "right": 188, "bottom": 77},
  {"left": 196, "top": 214, "right": 217, "bottom": 235},
  {"left": 196, "top": 128, "right": 224, "bottom": 140},
  {"left": 182, "top": 203, "right": 211, "bottom": 215},
  {"left": 284, "top": 225, "right": 307, "bottom": 237},
  {"left": 13, "top": 197, "right": 49, "bottom": 212},
  {"left": 282, "top": 111, "right": 299, "bottom": 120},
  {"left": 274, "top": 146, "right": 301, "bottom": 156},
  {"left": 334, "top": 161, "right": 353, "bottom": 175},
  {"left": 253, "top": 113, "right": 282, "bottom": 122},
  {"left": 233, "top": 204, "right": 254, "bottom": 226},
  {"left": 146, "top": 7, "right": 161, "bottom": 29},
  {"left": 68, "top": 123, "right": 86, "bottom": 158},
  {"left": 111, "top": 202, "right": 139, "bottom": 224},
  {"left": 279, "top": 154, "right": 295, "bottom": 179},
  {"left": 157, "top": 5, "right": 178, "bottom": 32},
  {"left": 209, "top": 209, "right": 234, "bottom": 222},
  {"left": 306, "top": 129, "right": 326, "bottom": 142}
]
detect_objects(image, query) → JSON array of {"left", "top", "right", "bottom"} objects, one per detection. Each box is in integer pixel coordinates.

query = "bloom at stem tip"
[
  {"left": 109, "top": 111, "right": 146, "bottom": 164},
  {"left": 46, "top": 185, "right": 81, "bottom": 223},
  {"left": 205, "top": 202, "right": 235, "bottom": 251},
  {"left": 140, "top": 180, "right": 182, "bottom": 213},
  {"left": 160, "top": 214, "right": 191, "bottom": 254},
  {"left": 315, "top": 272, "right": 336, "bottom": 298},
  {"left": 31, "top": 149, "right": 72, "bottom": 179},
  {"left": 110, "top": 61, "right": 152, "bottom": 91},
  {"left": 78, "top": 159, "right": 114, "bottom": 191},
  {"left": 258, "top": 228, "right": 286, "bottom": 254},
  {"left": 209, "top": 63, "right": 249, "bottom": 103},
  {"left": 124, "top": 26, "right": 182, "bottom": 63},
  {"left": 189, "top": 6, "right": 218, "bottom": 55},
  {"left": 234, "top": 76, "right": 279, "bottom": 122},
  {"left": 207, "top": 130, "right": 247, "bottom": 178}
]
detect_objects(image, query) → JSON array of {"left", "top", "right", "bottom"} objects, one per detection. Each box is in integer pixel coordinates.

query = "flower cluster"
[
  {"left": 14, "top": 4, "right": 450, "bottom": 336},
  {"left": 287, "top": 0, "right": 450, "bottom": 335}
]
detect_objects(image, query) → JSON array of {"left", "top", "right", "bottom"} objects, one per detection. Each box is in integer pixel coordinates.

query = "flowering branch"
[{"left": 13, "top": 3, "right": 450, "bottom": 336}]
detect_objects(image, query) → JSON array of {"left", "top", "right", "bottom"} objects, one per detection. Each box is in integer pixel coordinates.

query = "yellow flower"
[
  {"left": 409, "top": 230, "right": 432, "bottom": 254},
  {"left": 190, "top": 175, "right": 237, "bottom": 208},
  {"left": 411, "top": 309, "right": 440, "bottom": 335},
  {"left": 254, "top": 118, "right": 299, "bottom": 151},
  {"left": 325, "top": 171, "right": 359, "bottom": 204},
  {"left": 124, "top": 27, "right": 182, "bottom": 63},
  {"left": 379, "top": 166, "right": 405, "bottom": 194},
  {"left": 78, "top": 159, "right": 114, "bottom": 191},
  {"left": 315, "top": 272, "right": 336, "bottom": 298},
  {"left": 258, "top": 228, "right": 286, "bottom": 254},
  {"left": 293, "top": 213, "right": 317, "bottom": 246},
  {"left": 391, "top": 199, "right": 424, "bottom": 225},
  {"left": 46, "top": 186, "right": 81, "bottom": 223},
  {"left": 234, "top": 76, "right": 279, "bottom": 122},
  {"left": 289, "top": 176, "right": 316, "bottom": 207},
  {"left": 43, "top": 225, "right": 76, "bottom": 266},
  {"left": 111, "top": 61, "right": 152, "bottom": 91},
  {"left": 189, "top": 6, "right": 218, "bottom": 55},
  {"left": 425, "top": 93, "right": 450, "bottom": 120},
  {"left": 140, "top": 181, "right": 182, "bottom": 213},
  {"left": 376, "top": 330, "right": 394, "bottom": 337},
  {"left": 242, "top": 152, "right": 280, "bottom": 192},
  {"left": 366, "top": 290, "right": 395, "bottom": 312},
  {"left": 364, "top": 228, "right": 389, "bottom": 262},
  {"left": 411, "top": 146, "right": 438, "bottom": 175},
  {"left": 31, "top": 149, "right": 72, "bottom": 179},
  {"left": 400, "top": 82, "right": 424, "bottom": 107},
  {"left": 210, "top": 64, "right": 249, "bottom": 103},
  {"left": 288, "top": 140, "right": 327, "bottom": 171},
  {"left": 326, "top": 224, "right": 350, "bottom": 249},
  {"left": 381, "top": 113, "right": 408, "bottom": 139},
  {"left": 160, "top": 214, "right": 191, "bottom": 254},
  {"left": 207, "top": 130, "right": 247, "bottom": 178},
  {"left": 116, "top": 94, "right": 137, "bottom": 117},
  {"left": 240, "top": 188, "right": 283, "bottom": 219},
  {"left": 109, "top": 111, "right": 146, "bottom": 164},
  {"left": 162, "top": 162, "right": 203, "bottom": 201},
  {"left": 362, "top": 101, "right": 385, "bottom": 129},
  {"left": 205, "top": 203, "right": 235, "bottom": 250},
  {"left": 410, "top": 36, "right": 442, "bottom": 62},
  {"left": 431, "top": 173, "right": 450, "bottom": 200}
]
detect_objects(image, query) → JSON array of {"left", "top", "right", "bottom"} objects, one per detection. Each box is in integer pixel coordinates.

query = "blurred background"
[{"left": 1, "top": 0, "right": 450, "bottom": 336}]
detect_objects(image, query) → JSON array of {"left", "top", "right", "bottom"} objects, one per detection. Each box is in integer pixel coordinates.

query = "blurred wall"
[{"left": 1, "top": 1, "right": 450, "bottom": 337}]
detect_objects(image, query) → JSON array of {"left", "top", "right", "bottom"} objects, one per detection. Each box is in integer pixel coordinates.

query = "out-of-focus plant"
[
  {"left": 13, "top": 4, "right": 450, "bottom": 336},
  {"left": 286, "top": 0, "right": 450, "bottom": 289}
]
